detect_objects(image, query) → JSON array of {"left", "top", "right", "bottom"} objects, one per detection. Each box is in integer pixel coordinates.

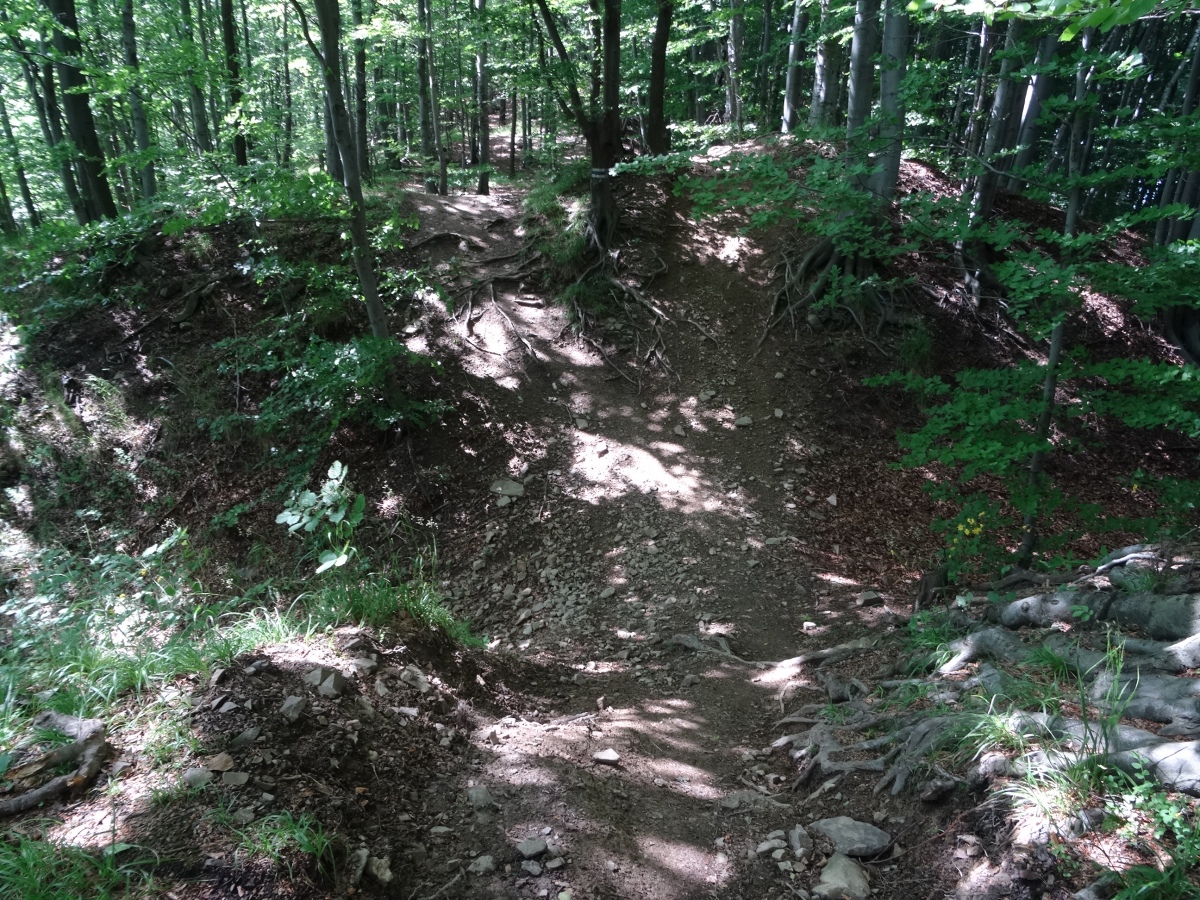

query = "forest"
[{"left": 2, "top": 0, "right": 1200, "bottom": 897}]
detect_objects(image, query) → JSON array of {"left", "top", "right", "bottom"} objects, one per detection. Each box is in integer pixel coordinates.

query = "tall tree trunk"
[
  {"left": 726, "top": 0, "right": 744, "bottom": 135},
  {"left": 42, "top": 0, "right": 118, "bottom": 221},
  {"left": 323, "top": 96, "right": 343, "bottom": 181},
  {"left": 1008, "top": 32, "right": 1056, "bottom": 191},
  {"left": 221, "top": 0, "right": 248, "bottom": 165},
  {"left": 351, "top": 0, "right": 369, "bottom": 181},
  {"left": 509, "top": 86, "right": 517, "bottom": 175},
  {"left": 180, "top": 0, "right": 214, "bottom": 152},
  {"left": 755, "top": 0, "right": 773, "bottom": 114},
  {"left": 282, "top": 0, "right": 294, "bottom": 166},
  {"left": 40, "top": 59, "right": 87, "bottom": 222},
  {"left": 475, "top": 0, "right": 490, "bottom": 194},
  {"left": 646, "top": 0, "right": 673, "bottom": 154},
  {"left": 868, "top": 0, "right": 905, "bottom": 202},
  {"left": 970, "top": 19, "right": 1024, "bottom": 225},
  {"left": 781, "top": 1, "right": 808, "bottom": 133},
  {"left": 296, "top": 0, "right": 393, "bottom": 349},
  {"left": 416, "top": 0, "right": 436, "bottom": 191},
  {"left": 808, "top": 0, "right": 843, "bottom": 128},
  {"left": 845, "top": 0, "right": 879, "bottom": 136},
  {"left": 121, "top": 0, "right": 156, "bottom": 199},
  {"left": 0, "top": 93, "right": 41, "bottom": 226}
]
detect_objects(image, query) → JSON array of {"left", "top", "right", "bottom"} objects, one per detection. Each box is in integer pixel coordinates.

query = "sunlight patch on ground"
[{"left": 638, "top": 836, "right": 731, "bottom": 887}]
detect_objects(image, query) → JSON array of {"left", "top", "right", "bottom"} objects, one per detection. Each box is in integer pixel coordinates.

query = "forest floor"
[{"left": 3, "top": 145, "right": 1195, "bottom": 900}]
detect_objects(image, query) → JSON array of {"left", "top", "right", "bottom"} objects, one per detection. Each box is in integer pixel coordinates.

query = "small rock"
[
  {"left": 735, "top": 416, "right": 753, "bottom": 427},
  {"left": 222, "top": 772, "right": 250, "bottom": 787},
  {"left": 545, "top": 857, "right": 566, "bottom": 871},
  {"left": 231, "top": 808, "right": 256, "bottom": 825},
  {"left": 229, "top": 727, "right": 260, "bottom": 750},
  {"left": 318, "top": 671, "right": 348, "bottom": 698},
  {"left": 593, "top": 748, "right": 621, "bottom": 766},
  {"left": 484, "top": 727, "right": 501, "bottom": 744},
  {"left": 756, "top": 839, "right": 787, "bottom": 856},
  {"left": 183, "top": 768, "right": 212, "bottom": 788},
  {"left": 517, "top": 838, "right": 548, "bottom": 859},
  {"left": 472, "top": 559, "right": 486, "bottom": 571},
  {"left": 854, "top": 590, "right": 882, "bottom": 607},
  {"left": 575, "top": 418, "right": 589, "bottom": 430},
  {"left": 522, "top": 860, "right": 543, "bottom": 876},
  {"left": 467, "top": 854, "right": 496, "bottom": 875},
  {"left": 348, "top": 848, "right": 370, "bottom": 885},
  {"left": 789, "top": 824, "right": 814, "bottom": 862},
  {"left": 920, "top": 776, "right": 957, "bottom": 803},
  {"left": 808, "top": 817, "right": 891, "bottom": 857},
  {"left": 466, "top": 785, "right": 495, "bottom": 809},
  {"left": 366, "top": 856, "right": 393, "bottom": 884},
  {"left": 599, "top": 586, "right": 616, "bottom": 599},
  {"left": 775, "top": 372, "right": 784, "bottom": 379},
  {"left": 350, "top": 657, "right": 379, "bottom": 676},
  {"left": 303, "top": 666, "right": 335, "bottom": 687},
  {"left": 682, "top": 674, "right": 701, "bottom": 687},
  {"left": 826, "top": 494, "right": 838, "bottom": 506},
  {"left": 399, "top": 666, "right": 431, "bottom": 693},
  {"left": 774, "top": 408, "right": 783, "bottom": 418},
  {"left": 673, "top": 425, "right": 686, "bottom": 436},
  {"left": 496, "top": 496, "right": 512, "bottom": 508},
  {"left": 813, "top": 853, "right": 869, "bottom": 900},
  {"left": 490, "top": 478, "right": 526, "bottom": 497},
  {"left": 209, "top": 668, "right": 227, "bottom": 688}
]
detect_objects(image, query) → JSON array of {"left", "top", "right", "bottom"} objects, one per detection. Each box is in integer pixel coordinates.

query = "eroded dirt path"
[{"left": 397, "top": 187, "right": 949, "bottom": 900}]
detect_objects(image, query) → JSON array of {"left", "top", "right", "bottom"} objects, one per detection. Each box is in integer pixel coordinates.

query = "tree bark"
[
  {"left": 0, "top": 93, "right": 40, "bottom": 226},
  {"left": 868, "top": 0, "right": 906, "bottom": 202},
  {"left": 476, "top": 0, "right": 490, "bottom": 193},
  {"left": 1008, "top": 32, "right": 1056, "bottom": 192},
  {"left": 221, "top": 0, "right": 248, "bottom": 164},
  {"left": 808, "top": 0, "right": 843, "bottom": 129},
  {"left": 970, "top": 18, "right": 1024, "bottom": 225},
  {"left": 179, "top": 0, "right": 214, "bottom": 152},
  {"left": 42, "top": 0, "right": 118, "bottom": 221},
  {"left": 295, "top": 0, "right": 392, "bottom": 347},
  {"left": 646, "top": 0, "right": 673, "bottom": 154},
  {"left": 121, "top": 0, "right": 156, "bottom": 199},
  {"left": 781, "top": 2, "right": 808, "bottom": 133},
  {"left": 351, "top": 0, "right": 369, "bottom": 181},
  {"left": 282, "top": 0, "right": 294, "bottom": 166},
  {"left": 726, "top": 0, "right": 744, "bottom": 136}
]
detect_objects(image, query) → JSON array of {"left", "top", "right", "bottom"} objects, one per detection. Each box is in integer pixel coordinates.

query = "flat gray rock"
[
  {"left": 490, "top": 478, "right": 526, "bottom": 497},
  {"left": 789, "top": 824, "right": 813, "bottom": 861},
  {"left": 593, "top": 748, "right": 621, "bottom": 766},
  {"left": 318, "top": 671, "right": 348, "bottom": 697},
  {"left": 467, "top": 854, "right": 496, "bottom": 874},
  {"left": 348, "top": 848, "right": 370, "bottom": 885},
  {"left": 466, "top": 785, "right": 495, "bottom": 808},
  {"left": 735, "top": 416, "right": 753, "bottom": 427},
  {"left": 809, "top": 817, "right": 891, "bottom": 857},
  {"left": 367, "top": 856, "right": 393, "bottom": 884},
  {"left": 814, "top": 853, "right": 870, "bottom": 900},
  {"left": 229, "top": 726, "right": 260, "bottom": 750},
  {"left": 182, "top": 767, "right": 212, "bottom": 788},
  {"left": 517, "top": 838, "right": 547, "bottom": 859},
  {"left": 222, "top": 771, "right": 250, "bottom": 786}
]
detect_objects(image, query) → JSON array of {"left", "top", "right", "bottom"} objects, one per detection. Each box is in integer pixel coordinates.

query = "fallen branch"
[{"left": 0, "top": 713, "right": 110, "bottom": 817}]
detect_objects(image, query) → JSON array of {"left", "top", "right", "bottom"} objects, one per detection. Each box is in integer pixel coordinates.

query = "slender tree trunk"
[
  {"left": 221, "top": 0, "right": 248, "bottom": 164},
  {"left": 726, "top": 0, "right": 744, "bottom": 135},
  {"left": 781, "top": 2, "right": 808, "bottom": 132},
  {"left": 42, "top": 0, "right": 117, "bottom": 221},
  {"left": 416, "top": 0, "right": 436, "bottom": 190},
  {"left": 179, "top": 0, "right": 214, "bottom": 152},
  {"left": 809, "top": 0, "right": 843, "bottom": 128},
  {"left": 509, "top": 86, "right": 517, "bottom": 175},
  {"left": 38, "top": 58, "right": 86, "bottom": 222},
  {"left": 282, "top": 0, "right": 294, "bottom": 165},
  {"left": 0, "top": 94, "right": 40, "bottom": 226},
  {"left": 476, "top": 0, "right": 490, "bottom": 193},
  {"left": 868, "top": 0, "right": 906, "bottom": 202},
  {"left": 121, "top": 0, "right": 156, "bottom": 198},
  {"left": 0, "top": 171, "right": 17, "bottom": 234},
  {"left": 351, "top": 0, "right": 369, "bottom": 181},
  {"left": 1008, "top": 32, "right": 1056, "bottom": 191},
  {"left": 646, "top": 0, "right": 673, "bottom": 154},
  {"left": 755, "top": 0, "right": 773, "bottom": 114},
  {"left": 298, "top": 0, "right": 393, "bottom": 348},
  {"left": 845, "top": 0, "right": 879, "bottom": 136},
  {"left": 970, "top": 19, "right": 1024, "bottom": 224}
]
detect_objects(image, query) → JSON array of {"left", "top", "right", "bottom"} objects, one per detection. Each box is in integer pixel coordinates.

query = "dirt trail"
[{"left": 400, "top": 189, "right": 941, "bottom": 900}]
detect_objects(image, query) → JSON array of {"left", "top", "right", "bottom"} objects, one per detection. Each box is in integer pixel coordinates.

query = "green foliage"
[
  {"left": 208, "top": 333, "right": 445, "bottom": 469},
  {"left": 1106, "top": 760, "right": 1200, "bottom": 900},
  {"left": 0, "top": 835, "right": 153, "bottom": 900},
  {"left": 277, "top": 461, "right": 366, "bottom": 575},
  {"left": 162, "top": 166, "right": 347, "bottom": 235},
  {"left": 897, "top": 321, "right": 935, "bottom": 375},
  {"left": 228, "top": 811, "right": 338, "bottom": 881}
]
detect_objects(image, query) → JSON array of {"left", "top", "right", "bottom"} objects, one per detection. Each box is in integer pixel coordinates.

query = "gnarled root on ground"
[{"left": 0, "top": 712, "right": 110, "bottom": 817}]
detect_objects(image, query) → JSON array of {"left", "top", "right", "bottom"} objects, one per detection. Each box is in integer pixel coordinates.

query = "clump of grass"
[
  {"left": 232, "top": 811, "right": 339, "bottom": 881},
  {"left": 897, "top": 321, "right": 934, "bottom": 375},
  {"left": 300, "top": 576, "right": 485, "bottom": 647},
  {"left": 0, "top": 835, "right": 154, "bottom": 900}
]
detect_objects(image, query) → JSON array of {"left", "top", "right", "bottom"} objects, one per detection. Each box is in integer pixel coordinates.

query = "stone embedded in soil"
[
  {"left": 522, "top": 860, "right": 543, "bottom": 876},
  {"left": 735, "top": 416, "right": 753, "bottom": 427},
  {"left": 789, "top": 825, "right": 814, "bottom": 862},
  {"left": 517, "top": 838, "right": 548, "bottom": 859},
  {"left": 222, "top": 771, "right": 250, "bottom": 786},
  {"left": 279, "top": 695, "right": 306, "bottom": 722},
  {"left": 228, "top": 726, "right": 260, "bottom": 750},
  {"left": 575, "top": 418, "right": 589, "bottom": 429},
  {"left": 467, "top": 854, "right": 496, "bottom": 875},
  {"left": 367, "top": 856, "right": 393, "bottom": 884},
  {"left": 231, "top": 808, "right": 256, "bottom": 825},
  {"left": 183, "top": 768, "right": 212, "bottom": 788},
  {"left": 546, "top": 857, "right": 565, "bottom": 871},
  {"left": 303, "top": 666, "right": 335, "bottom": 687},
  {"left": 348, "top": 848, "right": 369, "bottom": 885},
  {"left": 674, "top": 425, "right": 686, "bottom": 436},
  {"left": 593, "top": 748, "right": 621, "bottom": 766},
  {"left": 490, "top": 478, "right": 525, "bottom": 497},
  {"left": 466, "top": 785, "right": 495, "bottom": 808},
  {"left": 808, "top": 817, "right": 892, "bottom": 857},
  {"left": 599, "top": 586, "right": 615, "bottom": 599},
  {"left": 814, "top": 853, "right": 870, "bottom": 900},
  {"left": 756, "top": 839, "right": 787, "bottom": 856},
  {"left": 350, "top": 657, "right": 378, "bottom": 676},
  {"left": 318, "top": 671, "right": 348, "bottom": 697}
]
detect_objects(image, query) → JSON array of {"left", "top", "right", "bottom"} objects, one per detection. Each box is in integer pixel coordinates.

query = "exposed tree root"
[{"left": 0, "top": 712, "right": 109, "bottom": 817}]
